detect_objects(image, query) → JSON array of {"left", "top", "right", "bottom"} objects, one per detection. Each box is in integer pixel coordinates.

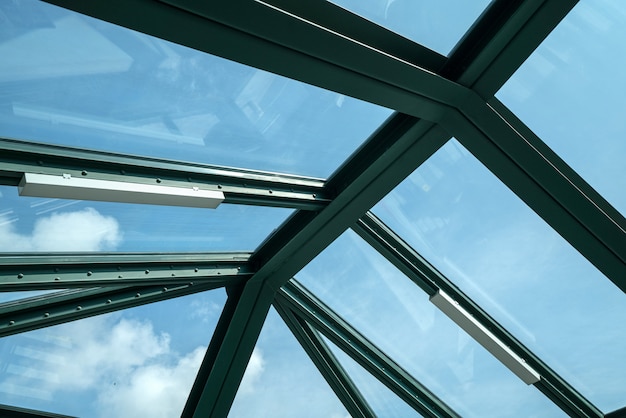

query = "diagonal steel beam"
[
  {"left": 354, "top": 212, "right": 602, "bottom": 418},
  {"left": 181, "top": 284, "right": 245, "bottom": 418},
  {"left": 0, "top": 282, "right": 221, "bottom": 338},
  {"left": 277, "top": 280, "right": 460, "bottom": 418},
  {"left": 274, "top": 299, "right": 375, "bottom": 418},
  {"left": 0, "top": 138, "right": 329, "bottom": 210},
  {"left": 446, "top": 98, "right": 626, "bottom": 291},
  {"left": 0, "top": 252, "right": 251, "bottom": 291}
]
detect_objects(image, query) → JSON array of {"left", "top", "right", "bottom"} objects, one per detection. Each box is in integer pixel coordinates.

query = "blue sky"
[{"left": 0, "top": 0, "right": 624, "bottom": 417}]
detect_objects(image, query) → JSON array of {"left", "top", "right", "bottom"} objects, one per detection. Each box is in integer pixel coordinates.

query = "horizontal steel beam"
[
  {"left": 0, "top": 252, "right": 251, "bottom": 290},
  {"left": 274, "top": 299, "right": 375, "bottom": 418},
  {"left": 0, "top": 281, "right": 221, "bottom": 338},
  {"left": 0, "top": 138, "right": 329, "bottom": 210},
  {"left": 354, "top": 212, "right": 602, "bottom": 418},
  {"left": 277, "top": 280, "right": 459, "bottom": 418}
]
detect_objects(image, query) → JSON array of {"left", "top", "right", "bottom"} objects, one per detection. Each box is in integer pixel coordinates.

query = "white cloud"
[
  {"left": 0, "top": 314, "right": 206, "bottom": 418},
  {"left": 0, "top": 207, "right": 121, "bottom": 251}
]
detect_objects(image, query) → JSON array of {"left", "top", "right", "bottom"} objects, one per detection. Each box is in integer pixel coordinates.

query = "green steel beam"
[
  {"left": 181, "top": 284, "right": 244, "bottom": 418},
  {"left": 274, "top": 299, "right": 375, "bottom": 418},
  {"left": 0, "top": 252, "right": 251, "bottom": 291},
  {"left": 251, "top": 117, "right": 449, "bottom": 291},
  {"left": 354, "top": 212, "right": 602, "bottom": 418},
  {"left": 254, "top": 0, "right": 446, "bottom": 73},
  {"left": 190, "top": 279, "right": 275, "bottom": 418},
  {"left": 277, "top": 280, "right": 460, "bottom": 418},
  {"left": 0, "top": 138, "right": 329, "bottom": 210},
  {"left": 461, "top": 0, "right": 578, "bottom": 98},
  {"left": 44, "top": 0, "right": 453, "bottom": 122},
  {"left": 606, "top": 406, "right": 626, "bottom": 418},
  {"left": 0, "top": 404, "right": 75, "bottom": 418},
  {"left": 0, "top": 282, "right": 221, "bottom": 338},
  {"left": 446, "top": 100, "right": 626, "bottom": 291}
]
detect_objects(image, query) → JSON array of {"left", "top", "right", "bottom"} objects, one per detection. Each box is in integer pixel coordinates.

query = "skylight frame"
[{"left": 0, "top": 0, "right": 622, "bottom": 416}]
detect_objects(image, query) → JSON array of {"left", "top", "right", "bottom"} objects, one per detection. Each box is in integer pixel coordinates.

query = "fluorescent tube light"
[
  {"left": 19, "top": 173, "right": 224, "bottom": 209},
  {"left": 430, "top": 289, "right": 540, "bottom": 385}
]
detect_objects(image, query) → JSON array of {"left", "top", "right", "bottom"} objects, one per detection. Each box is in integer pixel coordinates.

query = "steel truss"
[{"left": 1, "top": 0, "right": 624, "bottom": 417}]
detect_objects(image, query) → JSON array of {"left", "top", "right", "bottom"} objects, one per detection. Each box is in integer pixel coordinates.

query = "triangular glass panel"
[
  {"left": 298, "top": 230, "right": 565, "bottom": 417},
  {"left": 228, "top": 307, "right": 349, "bottom": 418},
  {"left": 373, "top": 138, "right": 626, "bottom": 412},
  {"left": 319, "top": 332, "right": 421, "bottom": 417},
  {"left": 0, "top": 288, "right": 227, "bottom": 417}
]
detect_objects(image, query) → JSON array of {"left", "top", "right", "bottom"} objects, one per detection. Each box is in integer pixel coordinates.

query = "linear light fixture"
[
  {"left": 430, "top": 289, "right": 540, "bottom": 385},
  {"left": 19, "top": 173, "right": 224, "bottom": 208}
]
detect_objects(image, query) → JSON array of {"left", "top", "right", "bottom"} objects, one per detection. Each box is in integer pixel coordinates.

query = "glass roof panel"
[
  {"left": 328, "top": 0, "right": 492, "bottom": 54},
  {"left": 0, "top": 185, "right": 291, "bottom": 252},
  {"left": 228, "top": 307, "right": 349, "bottom": 418},
  {"left": 373, "top": 139, "right": 626, "bottom": 412},
  {"left": 0, "top": 0, "right": 392, "bottom": 178},
  {"left": 496, "top": 0, "right": 626, "bottom": 214},
  {"left": 321, "top": 334, "right": 421, "bottom": 417},
  {"left": 297, "top": 230, "right": 562, "bottom": 417},
  {"left": 0, "top": 288, "right": 226, "bottom": 417}
]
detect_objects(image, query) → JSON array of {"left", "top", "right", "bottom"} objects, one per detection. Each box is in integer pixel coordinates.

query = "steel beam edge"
[
  {"left": 0, "top": 138, "right": 329, "bottom": 210},
  {"left": 606, "top": 405, "right": 626, "bottom": 418},
  {"left": 277, "top": 280, "right": 459, "bottom": 418},
  {"left": 190, "top": 279, "right": 276, "bottom": 418},
  {"left": 0, "top": 252, "right": 252, "bottom": 290},
  {"left": 446, "top": 100, "right": 626, "bottom": 291},
  {"left": 455, "top": 0, "right": 578, "bottom": 98},
  {"left": 0, "top": 404, "right": 76, "bottom": 418},
  {"left": 354, "top": 212, "right": 602, "bottom": 418},
  {"left": 181, "top": 284, "right": 245, "bottom": 418},
  {"left": 0, "top": 281, "right": 222, "bottom": 338},
  {"left": 273, "top": 298, "right": 375, "bottom": 418}
]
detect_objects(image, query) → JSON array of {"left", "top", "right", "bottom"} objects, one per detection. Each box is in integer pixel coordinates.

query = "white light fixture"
[
  {"left": 19, "top": 173, "right": 224, "bottom": 209},
  {"left": 430, "top": 289, "right": 540, "bottom": 385}
]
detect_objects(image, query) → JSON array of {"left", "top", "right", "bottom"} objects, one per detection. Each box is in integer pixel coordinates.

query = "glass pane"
[
  {"left": 0, "top": 0, "right": 392, "bottom": 178},
  {"left": 373, "top": 139, "right": 626, "bottom": 412},
  {"left": 298, "top": 230, "right": 563, "bottom": 417},
  {"left": 496, "top": 0, "right": 626, "bottom": 214},
  {"left": 0, "top": 290, "right": 60, "bottom": 304},
  {"left": 228, "top": 307, "right": 349, "bottom": 418},
  {"left": 0, "top": 185, "right": 291, "bottom": 252},
  {"left": 321, "top": 334, "right": 421, "bottom": 417},
  {"left": 0, "top": 288, "right": 227, "bottom": 417},
  {"left": 328, "top": 0, "right": 492, "bottom": 54}
]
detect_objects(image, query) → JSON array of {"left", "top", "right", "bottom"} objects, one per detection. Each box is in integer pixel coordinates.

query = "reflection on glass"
[
  {"left": 0, "top": 290, "right": 62, "bottom": 305},
  {"left": 0, "top": 0, "right": 392, "bottom": 178},
  {"left": 321, "top": 334, "right": 421, "bottom": 417},
  {"left": 496, "top": 0, "right": 626, "bottom": 214},
  {"left": 328, "top": 0, "right": 492, "bottom": 54},
  {"left": 373, "top": 139, "right": 626, "bottom": 412},
  {"left": 0, "top": 288, "right": 226, "bottom": 417},
  {"left": 298, "top": 230, "right": 562, "bottom": 417},
  {"left": 0, "top": 186, "right": 292, "bottom": 252},
  {"left": 228, "top": 308, "right": 348, "bottom": 418}
]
